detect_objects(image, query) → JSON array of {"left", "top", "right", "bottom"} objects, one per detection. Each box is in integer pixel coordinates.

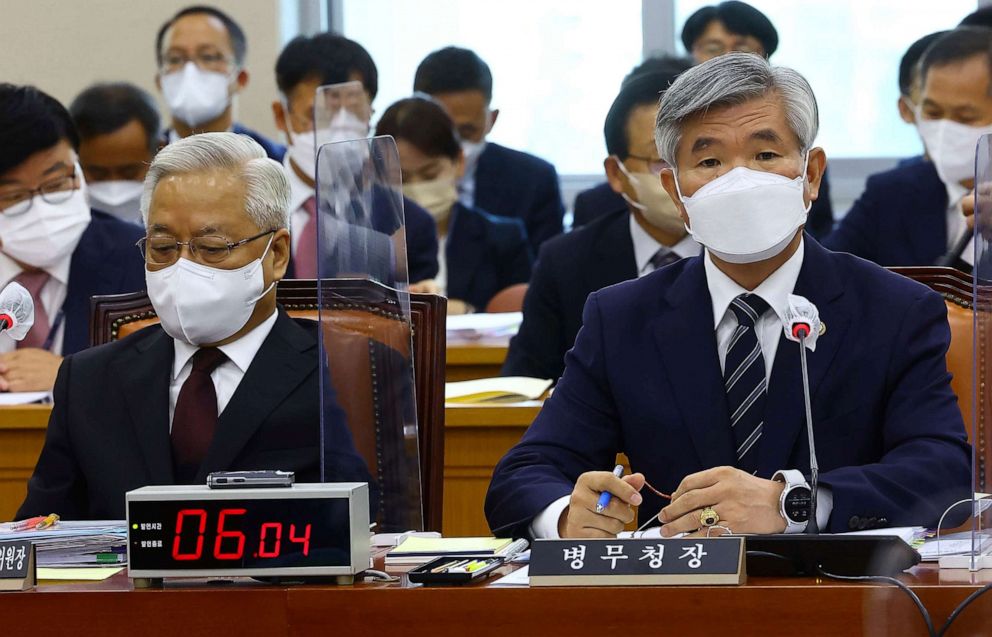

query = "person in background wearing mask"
[
  {"left": 572, "top": 58, "right": 691, "bottom": 229},
  {"left": 272, "top": 32, "right": 438, "bottom": 283},
  {"left": 17, "top": 133, "right": 372, "bottom": 520},
  {"left": 376, "top": 96, "right": 532, "bottom": 315},
  {"left": 0, "top": 85, "right": 144, "bottom": 393},
  {"left": 896, "top": 31, "right": 949, "bottom": 130},
  {"left": 502, "top": 63, "right": 699, "bottom": 381},
  {"left": 156, "top": 5, "right": 285, "bottom": 161},
  {"left": 826, "top": 26, "right": 992, "bottom": 270},
  {"left": 486, "top": 53, "right": 970, "bottom": 540},
  {"left": 414, "top": 47, "right": 565, "bottom": 253},
  {"left": 69, "top": 82, "right": 161, "bottom": 224}
]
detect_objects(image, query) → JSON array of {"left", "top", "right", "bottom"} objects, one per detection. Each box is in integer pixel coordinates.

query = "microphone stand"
[{"left": 797, "top": 326, "right": 819, "bottom": 534}]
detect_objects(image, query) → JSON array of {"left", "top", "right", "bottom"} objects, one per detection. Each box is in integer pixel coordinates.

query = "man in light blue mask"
[
  {"left": 486, "top": 53, "right": 970, "bottom": 540},
  {"left": 18, "top": 132, "right": 372, "bottom": 519}
]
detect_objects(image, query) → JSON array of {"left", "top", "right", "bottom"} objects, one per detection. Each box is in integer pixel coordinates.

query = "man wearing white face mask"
[
  {"left": 70, "top": 82, "right": 161, "bottom": 224},
  {"left": 155, "top": 6, "right": 285, "bottom": 161},
  {"left": 827, "top": 27, "right": 992, "bottom": 269},
  {"left": 17, "top": 133, "right": 372, "bottom": 520},
  {"left": 271, "top": 32, "right": 439, "bottom": 284},
  {"left": 0, "top": 85, "right": 145, "bottom": 393},
  {"left": 487, "top": 53, "right": 970, "bottom": 541},
  {"left": 503, "top": 63, "right": 699, "bottom": 380}
]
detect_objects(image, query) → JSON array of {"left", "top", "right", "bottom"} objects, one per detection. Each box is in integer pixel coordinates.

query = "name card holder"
[
  {"left": 530, "top": 537, "right": 745, "bottom": 586},
  {"left": 0, "top": 540, "right": 36, "bottom": 591}
]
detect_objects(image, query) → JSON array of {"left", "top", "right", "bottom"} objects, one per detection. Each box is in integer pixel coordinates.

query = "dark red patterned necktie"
[{"left": 171, "top": 347, "right": 228, "bottom": 483}]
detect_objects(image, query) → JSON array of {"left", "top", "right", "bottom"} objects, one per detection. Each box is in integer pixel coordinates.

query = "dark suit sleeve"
[
  {"left": 822, "top": 176, "right": 881, "bottom": 261},
  {"left": 16, "top": 357, "right": 87, "bottom": 520},
  {"left": 502, "top": 246, "right": 567, "bottom": 380},
  {"left": 525, "top": 163, "right": 565, "bottom": 250},
  {"left": 818, "top": 290, "right": 972, "bottom": 531},
  {"left": 486, "top": 292, "right": 621, "bottom": 537}
]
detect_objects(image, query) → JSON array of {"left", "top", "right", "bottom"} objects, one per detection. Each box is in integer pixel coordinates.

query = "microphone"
[
  {"left": 0, "top": 282, "right": 35, "bottom": 341},
  {"left": 782, "top": 294, "right": 821, "bottom": 534}
]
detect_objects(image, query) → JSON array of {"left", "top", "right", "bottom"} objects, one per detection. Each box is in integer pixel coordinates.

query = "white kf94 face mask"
[
  {"left": 161, "top": 62, "right": 232, "bottom": 128},
  {"left": 673, "top": 155, "right": 811, "bottom": 264},
  {"left": 145, "top": 234, "right": 276, "bottom": 345}
]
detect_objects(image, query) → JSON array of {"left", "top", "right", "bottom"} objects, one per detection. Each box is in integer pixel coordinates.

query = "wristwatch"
[{"left": 773, "top": 469, "right": 812, "bottom": 533}]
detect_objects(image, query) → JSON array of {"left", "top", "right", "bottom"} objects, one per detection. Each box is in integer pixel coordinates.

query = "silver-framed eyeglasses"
[
  {"left": 160, "top": 50, "right": 234, "bottom": 74},
  {"left": 137, "top": 228, "right": 276, "bottom": 266},
  {"left": 0, "top": 169, "right": 79, "bottom": 216}
]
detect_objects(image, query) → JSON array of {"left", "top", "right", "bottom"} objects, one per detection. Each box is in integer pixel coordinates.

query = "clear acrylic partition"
[
  {"left": 314, "top": 134, "right": 424, "bottom": 533},
  {"left": 972, "top": 133, "right": 992, "bottom": 569},
  {"left": 313, "top": 81, "right": 373, "bottom": 150}
]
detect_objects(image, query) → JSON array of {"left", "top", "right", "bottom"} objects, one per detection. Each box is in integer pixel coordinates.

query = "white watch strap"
[{"left": 774, "top": 469, "right": 810, "bottom": 533}]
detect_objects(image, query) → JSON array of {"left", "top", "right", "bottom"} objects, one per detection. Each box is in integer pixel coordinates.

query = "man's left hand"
[
  {"left": 0, "top": 348, "right": 63, "bottom": 392},
  {"left": 659, "top": 466, "right": 786, "bottom": 537}
]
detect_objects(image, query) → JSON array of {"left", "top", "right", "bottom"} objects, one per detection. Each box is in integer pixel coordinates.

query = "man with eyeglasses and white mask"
[
  {"left": 486, "top": 53, "right": 971, "bottom": 540},
  {"left": 155, "top": 5, "right": 285, "bottom": 161},
  {"left": 18, "top": 132, "right": 371, "bottom": 520},
  {"left": 0, "top": 84, "right": 144, "bottom": 393}
]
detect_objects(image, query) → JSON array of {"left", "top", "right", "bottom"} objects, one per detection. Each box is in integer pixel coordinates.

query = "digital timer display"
[{"left": 128, "top": 497, "right": 352, "bottom": 571}]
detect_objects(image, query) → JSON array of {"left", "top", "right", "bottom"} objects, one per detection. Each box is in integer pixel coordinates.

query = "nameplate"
[
  {"left": 0, "top": 540, "right": 35, "bottom": 591},
  {"left": 529, "top": 537, "right": 745, "bottom": 586}
]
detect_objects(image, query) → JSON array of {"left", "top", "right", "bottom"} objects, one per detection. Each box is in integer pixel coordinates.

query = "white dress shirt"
[
  {"left": 628, "top": 214, "right": 700, "bottom": 277},
  {"left": 284, "top": 156, "right": 315, "bottom": 256},
  {"left": 530, "top": 239, "right": 832, "bottom": 538},
  {"left": 0, "top": 251, "right": 70, "bottom": 354},
  {"left": 457, "top": 156, "right": 478, "bottom": 208},
  {"left": 168, "top": 310, "right": 278, "bottom": 430}
]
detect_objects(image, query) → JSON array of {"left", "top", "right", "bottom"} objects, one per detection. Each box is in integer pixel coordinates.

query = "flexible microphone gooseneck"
[
  {"left": 783, "top": 295, "right": 821, "bottom": 534},
  {"left": 936, "top": 229, "right": 973, "bottom": 268}
]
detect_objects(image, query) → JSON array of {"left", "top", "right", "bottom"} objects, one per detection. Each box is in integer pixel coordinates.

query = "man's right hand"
[{"left": 558, "top": 471, "right": 646, "bottom": 538}]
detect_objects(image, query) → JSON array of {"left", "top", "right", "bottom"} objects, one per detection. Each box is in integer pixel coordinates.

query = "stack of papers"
[
  {"left": 0, "top": 391, "right": 52, "bottom": 405},
  {"left": 385, "top": 536, "right": 517, "bottom": 566},
  {"left": 0, "top": 520, "right": 127, "bottom": 568},
  {"left": 919, "top": 532, "right": 992, "bottom": 561},
  {"left": 445, "top": 377, "right": 552, "bottom": 404},
  {"left": 447, "top": 312, "right": 522, "bottom": 341}
]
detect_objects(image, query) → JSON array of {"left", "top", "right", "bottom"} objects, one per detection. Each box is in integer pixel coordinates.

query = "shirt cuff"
[{"left": 528, "top": 495, "right": 571, "bottom": 539}]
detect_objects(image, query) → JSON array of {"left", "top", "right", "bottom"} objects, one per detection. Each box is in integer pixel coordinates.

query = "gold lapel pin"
[{"left": 819, "top": 321, "right": 827, "bottom": 336}]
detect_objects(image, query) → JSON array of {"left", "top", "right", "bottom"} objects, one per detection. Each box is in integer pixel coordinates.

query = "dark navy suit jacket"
[
  {"left": 160, "top": 123, "right": 286, "bottom": 162},
  {"left": 824, "top": 157, "right": 948, "bottom": 266},
  {"left": 62, "top": 211, "right": 146, "bottom": 355},
  {"left": 474, "top": 143, "right": 564, "bottom": 251},
  {"left": 447, "top": 203, "right": 532, "bottom": 311},
  {"left": 503, "top": 209, "right": 637, "bottom": 380},
  {"left": 486, "top": 237, "right": 971, "bottom": 538},
  {"left": 572, "top": 170, "right": 836, "bottom": 238}
]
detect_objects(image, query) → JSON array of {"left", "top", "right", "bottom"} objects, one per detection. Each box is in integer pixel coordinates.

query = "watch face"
[{"left": 784, "top": 486, "right": 812, "bottom": 523}]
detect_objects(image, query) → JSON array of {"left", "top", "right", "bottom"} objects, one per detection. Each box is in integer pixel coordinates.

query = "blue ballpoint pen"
[{"left": 595, "top": 464, "right": 625, "bottom": 513}]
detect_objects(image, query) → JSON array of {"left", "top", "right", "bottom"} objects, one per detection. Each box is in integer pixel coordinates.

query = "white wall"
[{"left": 0, "top": 0, "right": 285, "bottom": 139}]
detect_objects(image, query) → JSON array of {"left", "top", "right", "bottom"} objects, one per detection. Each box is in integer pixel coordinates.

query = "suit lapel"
[
  {"left": 195, "top": 313, "right": 317, "bottom": 481},
  {"left": 906, "top": 162, "right": 949, "bottom": 263},
  {"left": 758, "top": 238, "right": 849, "bottom": 476},
  {"left": 653, "top": 257, "right": 737, "bottom": 468},
  {"left": 445, "top": 204, "right": 487, "bottom": 298},
  {"left": 64, "top": 218, "right": 118, "bottom": 354},
  {"left": 588, "top": 211, "right": 638, "bottom": 291},
  {"left": 114, "top": 328, "right": 175, "bottom": 483}
]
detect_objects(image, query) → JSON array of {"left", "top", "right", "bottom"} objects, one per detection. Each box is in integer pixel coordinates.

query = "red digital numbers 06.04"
[{"left": 171, "top": 508, "right": 312, "bottom": 561}]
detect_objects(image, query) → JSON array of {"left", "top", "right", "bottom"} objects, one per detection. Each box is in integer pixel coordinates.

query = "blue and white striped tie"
[{"left": 724, "top": 293, "right": 770, "bottom": 474}]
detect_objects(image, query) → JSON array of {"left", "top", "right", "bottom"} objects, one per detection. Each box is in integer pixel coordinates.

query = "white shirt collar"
[
  {"left": 703, "top": 238, "right": 805, "bottom": 330},
  {"left": 284, "top": 155, "right": 315, "bottom": 214},
  {"left": 628, "top": 213, "right": 700, "bottom": 274},
  {"left": 0, "top": 242, "right": 74, "bottom": 287},
  {"left": 171, "top": 309, "right": 280, "bottom": 380}
]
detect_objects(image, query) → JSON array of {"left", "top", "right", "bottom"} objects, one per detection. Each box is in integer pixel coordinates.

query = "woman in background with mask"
[{"left": 377, "top": 96, "right": 532, "bottom": 314}]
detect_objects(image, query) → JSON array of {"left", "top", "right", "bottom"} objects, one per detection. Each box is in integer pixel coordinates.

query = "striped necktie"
[
  {"left": 724, "top": 293, "right": 770, "bottom": 473},
  {"left": 649, "top": 248, "right": 680, "bottom": 271}
]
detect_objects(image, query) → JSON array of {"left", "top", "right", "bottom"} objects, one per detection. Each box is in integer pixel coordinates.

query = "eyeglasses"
[
  {"left": 0, "top": 170, "right": 79, "bottom": 216},
  {"left": 626, "top": 154, "right": 670, "bottom": 176},
  {"left": 160, "top": 50, "right": 233, "bottom": 74},
  {"left": 137, "top": 228, "right": 275, "bottom": 266}
]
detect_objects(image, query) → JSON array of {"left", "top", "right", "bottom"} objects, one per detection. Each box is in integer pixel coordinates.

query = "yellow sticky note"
[{"left": 38, "top": 567, "right": 123, "bottom": 581}]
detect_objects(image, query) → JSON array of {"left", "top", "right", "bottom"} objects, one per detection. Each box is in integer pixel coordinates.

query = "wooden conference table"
[
  {"left": 445, "top": 337, "right": 509, "bottom": 382},
  {"left": 2, "top": 562, "right": 992, "bottom": 636}
]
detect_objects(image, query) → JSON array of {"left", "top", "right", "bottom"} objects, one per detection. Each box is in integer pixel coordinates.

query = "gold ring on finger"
[{"left": 700, "top": 507, "right": 719, "bottom": 527}]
